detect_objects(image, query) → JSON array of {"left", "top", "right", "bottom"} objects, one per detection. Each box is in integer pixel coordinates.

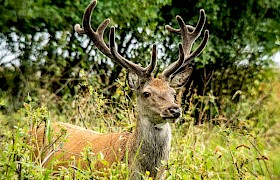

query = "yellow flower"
[{"left": 145, "top": 171, "right": 150, "bottom": 176}]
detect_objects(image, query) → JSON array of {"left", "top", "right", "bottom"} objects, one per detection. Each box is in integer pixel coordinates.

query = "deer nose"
[{"left": 168, "top": 107, "right": 181, "bottom": 118}]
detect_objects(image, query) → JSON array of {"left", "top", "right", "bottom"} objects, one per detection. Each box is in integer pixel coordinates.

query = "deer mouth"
[
  {"left": 161, "top": 106, "right": 182, "bottom": 123},
  {"left": 162, "top": 117, "right": 180, "bottom": 123}
]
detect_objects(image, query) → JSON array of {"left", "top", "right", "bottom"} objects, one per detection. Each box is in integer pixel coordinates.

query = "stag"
[{"left": 33, "top": 0, "right": 209, "bottom": 179}]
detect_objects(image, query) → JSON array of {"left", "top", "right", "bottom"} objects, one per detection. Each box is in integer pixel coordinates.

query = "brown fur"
[
  {"left": 31, "top": 78, "right": 178, "bottom": 179},
  {"left": 33, "top": 122, "right": 131, "bottom": 170}
]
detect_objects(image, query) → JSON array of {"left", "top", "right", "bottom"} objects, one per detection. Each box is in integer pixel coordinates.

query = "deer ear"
[
  {"left": 127, "top": 71, "right": 140, "bottom": 90},
  {"left": 169, "top": 66, "right": 193, "bottom": 88}
]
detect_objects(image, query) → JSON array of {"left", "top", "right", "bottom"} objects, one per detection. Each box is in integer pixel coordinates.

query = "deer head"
[{"left": 74, "top": 0, "right": 209, "bottom": 125}]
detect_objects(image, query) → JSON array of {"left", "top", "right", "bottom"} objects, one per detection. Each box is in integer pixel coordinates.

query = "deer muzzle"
[{"left": 161, "top": 105, "right": 182, "bottom": 123}]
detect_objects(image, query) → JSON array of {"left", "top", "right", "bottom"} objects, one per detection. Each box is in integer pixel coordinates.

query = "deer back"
[{"left": 33, "top": 122, "right": 131, "bottom": 169}]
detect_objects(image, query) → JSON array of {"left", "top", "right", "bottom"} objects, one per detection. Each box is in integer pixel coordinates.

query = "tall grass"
[{"left": 0, "top": 74, "right": 279, "bottom": 179}]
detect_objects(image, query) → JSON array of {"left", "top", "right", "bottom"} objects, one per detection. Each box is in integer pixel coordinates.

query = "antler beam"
[{"left": 74, "top": 0, "right": 157, "bottom": 78}]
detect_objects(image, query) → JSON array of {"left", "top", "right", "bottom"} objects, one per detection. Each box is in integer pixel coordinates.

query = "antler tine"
[
  {"left": 74, "top": 0, "right": 112, "bottom": 58},
  {"left": 182, "top": 30, "right": 209, "bottom": 66},
  {"left": 165, "top": 22, "right": 194, "bottom": 36},
  {"left": 170, "top": 30, "right": 209, "bottom": 76},
  {"left": 165, "top": 25, "right": 181, "bottom": 35},
  {"left": 162, "top": 44, "right": 185, "bottom": 78},
  {"left": 177, "top": 10, "right": 206, "bottom": 56},
  {"left": 145, "top": 44, "right": 157, "bottom": 75},
  {"left": 110, "top": 27, "right": 156, "bottom": 77},
  {"left": 193, "top": 9, "right": 206, "bottom": 36},
  {"left": 75, "top": 0, "right": 157, "bottom": 78}
]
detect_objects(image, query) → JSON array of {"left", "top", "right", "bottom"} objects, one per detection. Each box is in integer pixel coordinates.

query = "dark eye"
[{"left": 143, "top": 92, "right": 151, "bottom": 98}]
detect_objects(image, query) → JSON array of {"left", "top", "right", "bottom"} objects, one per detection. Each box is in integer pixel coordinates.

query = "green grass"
[{"left": 0, "top": 81, "right": 280, "bottom": 179}]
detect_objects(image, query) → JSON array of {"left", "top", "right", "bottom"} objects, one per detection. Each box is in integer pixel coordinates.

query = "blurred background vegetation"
[
  {"left": 0, "top": 0, "right": 279, "bottom": 115},
  {"left": 0, "top": 0, "right": 280, "bottom": 179}
]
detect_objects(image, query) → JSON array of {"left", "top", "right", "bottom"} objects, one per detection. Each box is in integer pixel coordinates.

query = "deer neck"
[{"left": 130, "top": 113, "right": 172, "bottom": 177}]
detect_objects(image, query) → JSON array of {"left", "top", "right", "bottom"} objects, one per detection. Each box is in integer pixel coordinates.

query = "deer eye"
[{"left": 143, "top": 92, "right": 151, "bottom": 98}]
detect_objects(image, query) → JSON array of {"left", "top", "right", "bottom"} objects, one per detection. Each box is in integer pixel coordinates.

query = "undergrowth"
[{"left": 0, "top": 74, "right": 279, "bottom": 179}]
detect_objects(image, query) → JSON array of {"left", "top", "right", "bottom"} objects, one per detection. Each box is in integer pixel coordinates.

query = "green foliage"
[
  {"left": 1, "top": 75, "right": 280, "bottom": 179},
  {"left": 1, "top": 0, "right": 278, "bottom": 118},
  {"left": 168, "top": 124, "right": 276, "bottom": 179},
  {"left": 0, "top": 0, "right": 173, "bottom": 111},
  {"left": 0, "top": 0, "right": 280, "bottom": 178},
  {"left": 160, "top": 0, "right": 279, "bottom": 104}
]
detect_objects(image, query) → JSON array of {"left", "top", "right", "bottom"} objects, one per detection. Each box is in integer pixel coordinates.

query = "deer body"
[
  {"left": 36, "top": 119, "right": 171, "bottom": 178},
  {"left": 35, "top": 122, "right": 131, "bottom": 169},
  {"left": 36, "top": 78, "right": 175, "bottom": 178},
  {"left": 33, "top": 0, "right": 209, "bottom": 179}
]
